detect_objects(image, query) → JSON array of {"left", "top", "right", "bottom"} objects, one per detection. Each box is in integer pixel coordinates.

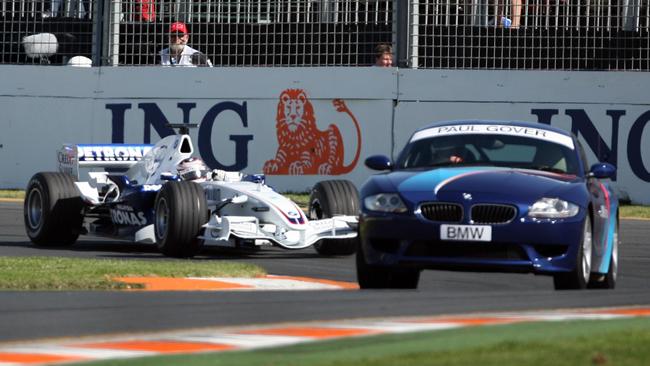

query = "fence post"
[
  {"left": 472, "top": 0, "right": 490, "bottom": 26},
  {"left": 409, "top": 1, "right": 419, "bottom": 69},
  {"left": 92, "top": 0, "right": 104, "bottom": 66},
  {"left": 395, "top": 0, "right": 413, "bottom": 68},
  {"left": 103, "top": 0, "right": 121, "bottom": 65},
  {"left": 622, "top": 0, "right": 640, "bottom": 31}
]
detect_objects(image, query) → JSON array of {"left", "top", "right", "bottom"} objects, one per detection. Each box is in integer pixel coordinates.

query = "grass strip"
[
  {"left": 0, "top": 189, "right": 24, "bottom": 199},
  {"left": 79, "top": 317, "right": 650, "bottom": 366},
  {"left": 619, "top": 205, "right": 650, "bottom": 219},
  {"left": 0, "top": 257, "right": 265, "bottom": 290},
  {"left": 283, "top": 192, "right": 310, "bottom": 208}
]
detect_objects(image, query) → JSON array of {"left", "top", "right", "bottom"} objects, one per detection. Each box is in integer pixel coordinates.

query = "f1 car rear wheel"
[
  {"left": 154, "top": 181, "right": 209, "bottom": 258},
  {"left": 356, "top": 243, "right": 420, "bottom": 289},
  {"left": 24, "top": 172, "right": 83, "bottom": 246},
  {"left": 554, "top": 216, "right": 593, "bottom": 290},
  {"left": 588, "top": 219, "right": 618, "bottom": 289},
  {"left": 309, "top": 180, "right": 359, "bottom": 256}
]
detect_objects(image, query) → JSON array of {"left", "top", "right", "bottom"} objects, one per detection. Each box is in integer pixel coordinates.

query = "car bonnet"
[{"left": 389, "top": 166, "right": 583, "bottom": 204}]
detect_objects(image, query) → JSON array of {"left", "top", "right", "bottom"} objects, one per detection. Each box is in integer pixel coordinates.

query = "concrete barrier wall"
[{"left": 1, "top": 66, "right": 648, "bottom": 203}]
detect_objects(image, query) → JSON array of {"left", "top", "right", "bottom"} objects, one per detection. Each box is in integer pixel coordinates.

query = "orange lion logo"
[{"left": 263, "top": 89, "right": 361, "bottom": 175}]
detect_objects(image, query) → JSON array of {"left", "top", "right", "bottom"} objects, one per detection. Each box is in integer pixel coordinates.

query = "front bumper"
[{"left": 359, "top": 212, "right": 585, "bottom": 275}]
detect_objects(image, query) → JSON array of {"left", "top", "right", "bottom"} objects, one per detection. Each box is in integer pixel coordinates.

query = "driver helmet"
[{"left": 177, "top": 157, "right": 210, "bottom": 182}]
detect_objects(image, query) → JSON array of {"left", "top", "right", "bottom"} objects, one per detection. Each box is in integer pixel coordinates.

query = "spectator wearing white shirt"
[{"left": 160, "top": 22, "right": 212, "bottom": 67}]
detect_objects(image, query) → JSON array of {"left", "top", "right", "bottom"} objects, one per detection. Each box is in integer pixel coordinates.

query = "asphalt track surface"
[{"left": 1, "top": 201, "right": 649, "bottom": 343}]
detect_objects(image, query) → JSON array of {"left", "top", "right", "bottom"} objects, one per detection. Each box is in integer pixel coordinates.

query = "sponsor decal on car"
[
  {"left": 110, "top": 205, "right": 147, "bottom": 226},
  {"left": 411, "top": 124, "right": 575, "bottom": 150},
  {"left": 57, "top": 146, "right": 76, "bottom": 176},
  {"left": 78, "top": 144, "right": 153, "bottom": 162},
  {"left": 141, "top": 185, "right": 162, "bottom": 192}
]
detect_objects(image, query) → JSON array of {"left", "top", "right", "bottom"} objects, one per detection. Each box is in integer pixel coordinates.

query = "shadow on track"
[{"left": 0, "top": 239, "right": 324, "bottom": 261}]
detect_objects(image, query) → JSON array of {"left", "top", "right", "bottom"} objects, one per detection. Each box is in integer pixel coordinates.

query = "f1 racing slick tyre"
[
  {"left": 24, "top": 172, "right": 84, "bottom": 246},
  {"left": 356, "top": 243, "right": 420, "bottom": 289},
  {"left": 154, "top": 181, "right": 209, "bottom": 258},
  {"left": 309, "top": 180, "right": 359, "bottom": 256},
  {"left": 554, "top": 215, "right": 593, "bottom": 290},
  {"left": 588, "top": 219, "right": 618, "bottom": 289}
]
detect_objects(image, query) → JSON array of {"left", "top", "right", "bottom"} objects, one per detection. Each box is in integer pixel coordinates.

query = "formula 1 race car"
[{"left": 24, "top": 125, "right": 359, "bottom": 258}]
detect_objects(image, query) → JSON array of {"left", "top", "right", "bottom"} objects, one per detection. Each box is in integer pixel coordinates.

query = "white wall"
[{"left": 1, "top": 65, "right": 648, "bottom": 203}]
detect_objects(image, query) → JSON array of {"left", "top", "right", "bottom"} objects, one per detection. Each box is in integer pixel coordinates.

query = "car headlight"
[
  {"left": 528, "top": 197, "right": 579, "bottom": 218},
  {"left": 364, "top": 193, "right": 407, "bottom": 213}
]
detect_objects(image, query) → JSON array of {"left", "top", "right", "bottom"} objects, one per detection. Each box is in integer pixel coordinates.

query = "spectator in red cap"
[{"left": 160, "top": 21, "right": 212, "bottom": 67}]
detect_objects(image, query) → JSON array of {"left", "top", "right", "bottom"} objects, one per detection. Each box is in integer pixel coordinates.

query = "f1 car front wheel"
[
  {"left": 309, "top": 180, "right": 359, "bottom": 256},
  {"left": 154, "top": 181, "right": 209, "bottom": 258},
  {"left": 554, "top": 215, "right": 593, "bottom": 290},
  {"left": 23, "top": 172, "right": 83, "bottom": 246}
]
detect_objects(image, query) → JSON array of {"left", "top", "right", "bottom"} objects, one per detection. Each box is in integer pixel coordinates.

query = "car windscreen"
[{"left": 396, "top": 133, "right": 580, "bottom": 175}]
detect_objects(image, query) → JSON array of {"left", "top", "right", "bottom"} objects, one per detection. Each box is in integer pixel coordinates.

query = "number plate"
[{"left": 440, "top": 224, "right": 492, "bottom": 242}]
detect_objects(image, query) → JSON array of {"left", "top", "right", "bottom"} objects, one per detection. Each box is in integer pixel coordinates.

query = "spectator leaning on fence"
[
  {"left": 374, "top": 44, "right": 393, "bottom": 67},
  {"left": 160, "top": 22, "right": 212, "bottom": 67}
]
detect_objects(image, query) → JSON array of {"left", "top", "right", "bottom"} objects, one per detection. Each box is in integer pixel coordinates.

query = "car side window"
[{"left": 401, "top": 142, "right": 431, "bottom": 168}]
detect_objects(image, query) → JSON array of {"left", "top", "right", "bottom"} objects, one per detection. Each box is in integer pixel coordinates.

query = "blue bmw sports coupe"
[{"left": 357, "top": 120, "right": 619, "bottom": 290}]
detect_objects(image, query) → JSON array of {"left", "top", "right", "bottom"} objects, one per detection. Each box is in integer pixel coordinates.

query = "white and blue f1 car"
[{"left": 24, "top": 125, "right": 359, "bottom": 257}]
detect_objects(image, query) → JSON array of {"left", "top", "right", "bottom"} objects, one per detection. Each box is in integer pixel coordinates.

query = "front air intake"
[
  {"left": 419, "top": 203, "right": 463, "bottom": 223},
  {"left": 471, "top": 204, "right": 517, "bottom": 224}
]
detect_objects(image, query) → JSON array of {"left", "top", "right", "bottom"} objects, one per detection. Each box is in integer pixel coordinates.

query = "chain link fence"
[
  {"left": 1, "top": 0, "right": 648, "bottom": 69},
  {"left": 407, "top": 0, "right": 650, "bottom": 69},
  {"left": 106, "top": 0, "right": 392, "bottom": 66}
]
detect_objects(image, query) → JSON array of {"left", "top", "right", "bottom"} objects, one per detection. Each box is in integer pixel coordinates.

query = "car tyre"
[
  {"left": 24, "top": 172, "right": 83, "bottom": 246},
  {"left": 356, "top": 243, "right": 420, "bottom": 289},
  {"left": 588, "top": 219, "right": 618, "bottom": 289},
  {"left": 553, "top": 215, "right": 593, "bottom": 290},
  {"left": 309, "top": 180, "right": 359, "bottom": 256},
  {"left": 154, "top": 181, "right": 209, "bottom": 258}
]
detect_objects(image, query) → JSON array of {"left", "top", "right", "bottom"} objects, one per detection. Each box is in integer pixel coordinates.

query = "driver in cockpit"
[{"left": 177, "top": 157, "right": 245, "bottom": 182}]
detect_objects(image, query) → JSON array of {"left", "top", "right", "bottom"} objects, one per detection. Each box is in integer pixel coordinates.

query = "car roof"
[{"left": 414, "top": 120, "right": 573, "bottom": 138}]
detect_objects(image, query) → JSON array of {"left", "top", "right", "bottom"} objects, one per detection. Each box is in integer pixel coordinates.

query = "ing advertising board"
[{"left": 104, "top": 88, "right": 391, "bottom": 192}]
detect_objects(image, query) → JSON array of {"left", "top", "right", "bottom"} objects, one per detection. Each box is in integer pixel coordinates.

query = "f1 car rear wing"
[{"left": 58, "top": 144, "right": 153, "bottom": 179}]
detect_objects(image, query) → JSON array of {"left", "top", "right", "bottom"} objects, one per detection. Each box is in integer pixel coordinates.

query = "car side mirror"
[
  {"left": 589, "top": 163, "right": 616, "bottom": 179},
  {"left": 365, "top": 155, "right": 392, "bottom": 171}
]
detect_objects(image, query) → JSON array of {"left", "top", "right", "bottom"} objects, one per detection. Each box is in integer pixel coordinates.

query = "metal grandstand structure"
[{"left": 1, "top": 0, "right": 648, "bottom": 69}]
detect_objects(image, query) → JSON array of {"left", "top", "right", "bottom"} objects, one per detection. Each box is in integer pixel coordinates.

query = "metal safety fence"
[
  {"left": 1, "top": 0, "right": 648, "bottom": 69},
  {"left": 106, "top": 0, "right": 392, "bottom": 66},
  {"left": 407, "top": 0, "right": 650, "bottom": 69}
]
